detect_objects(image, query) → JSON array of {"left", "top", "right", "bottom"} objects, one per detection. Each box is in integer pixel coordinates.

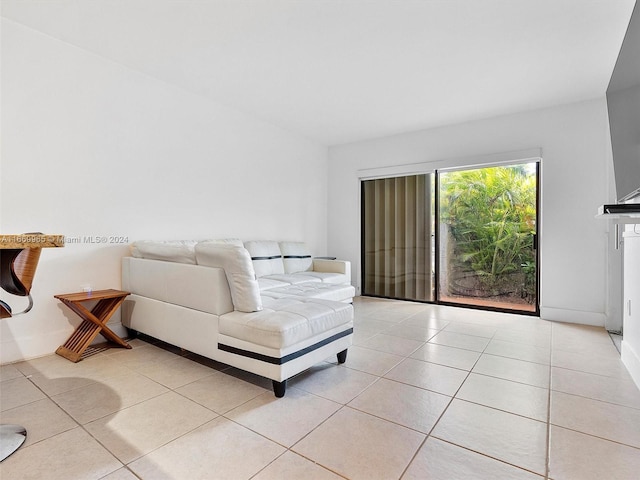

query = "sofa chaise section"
[{"left": 122, "top": 239, "right": 354, "bottom": 396}]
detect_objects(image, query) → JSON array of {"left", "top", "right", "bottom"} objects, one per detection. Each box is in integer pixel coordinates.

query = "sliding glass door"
[
  {"left": 438, "top": 163, "right": 538, "bottom": 312},
  {"left": 361, "top": 162, "right": 539, "bottom": 314}
]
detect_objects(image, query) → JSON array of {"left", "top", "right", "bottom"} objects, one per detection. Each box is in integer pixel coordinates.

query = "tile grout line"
[{"left": 545, "top": 324, "right": 553, "bottom": 480}]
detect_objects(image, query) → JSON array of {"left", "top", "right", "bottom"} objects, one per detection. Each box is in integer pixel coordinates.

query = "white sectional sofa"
[{"left": 121, "top": 239, "right": 354, "bottom": 397}]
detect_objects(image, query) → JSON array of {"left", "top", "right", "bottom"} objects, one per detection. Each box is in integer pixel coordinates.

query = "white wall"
[
  {"left": 0, "top": 20, "right": 328, "bottom": 363},
  {"left": 328, "top": 99, "right": 617, "bottom": 326}
]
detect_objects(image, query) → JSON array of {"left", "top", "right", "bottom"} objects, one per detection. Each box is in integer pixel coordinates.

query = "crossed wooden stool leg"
[{"left": 55, "top": 289, "right": 131, "bottom": 363}]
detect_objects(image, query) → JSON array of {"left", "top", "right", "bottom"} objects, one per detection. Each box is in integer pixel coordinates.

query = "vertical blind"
[{"left": 362, "top": 174, "right": 433, "bottom": 301}]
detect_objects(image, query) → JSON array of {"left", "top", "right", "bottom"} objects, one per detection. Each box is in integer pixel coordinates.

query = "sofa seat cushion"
[
  {"left": 262, "top": 273, "right": 321, "bottom": 285},
  {"left": 219, "top": 299, "right": 353, "bottom": 350},
  {"left": 297, "top": 271, "right": 350, "bottom": 284},
  {"left": 260, "top": 282, "right": 355, "bottom": 303},
  {"left": 257, "top": 277, "right": 290, "bottom": 291}
]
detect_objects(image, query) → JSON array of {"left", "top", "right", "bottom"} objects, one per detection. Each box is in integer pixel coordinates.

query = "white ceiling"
[{"left": 2, "top": 0, "right": 636, "bottom": 146}]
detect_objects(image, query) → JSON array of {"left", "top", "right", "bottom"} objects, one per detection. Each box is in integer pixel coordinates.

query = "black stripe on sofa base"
[{"left": 218, "top": 328, "right": 353, "bottom": 365}]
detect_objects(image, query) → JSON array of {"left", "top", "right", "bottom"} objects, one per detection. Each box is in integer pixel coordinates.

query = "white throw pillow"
[{"left": 195, "top": 243, "right": 262, "bottom": 313}]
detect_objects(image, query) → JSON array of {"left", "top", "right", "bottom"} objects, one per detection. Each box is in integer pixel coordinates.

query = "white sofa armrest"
[{"left": 312, "top": 259, "right": 351, "bottom": 278}]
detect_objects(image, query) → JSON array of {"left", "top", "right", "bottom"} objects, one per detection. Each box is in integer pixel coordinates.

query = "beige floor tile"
[
  {"left": 473, "top": 354, "right": 550, "bottom": 388},
  {"left": 551, "top": 324, "right": 618, "bottom": 357},
  {"left": 293, "top": 407, "right": 425, "bottom": 480},
  {"left": 101, "top": 467, "right": 140, "bottom": 480},
  {"left": 14, "top": 352, "right": 133, "bottom": 395},
  {"left": 0, "top": 363, "right": 24, "bottom": 382},
  {"left": 175, "top": 369, "right": 267, "bottom": 413},
  {"left": 226, "top": 387, "right": 341, "bottom": 446},
  {"left": 129, "top": 417, "right": 285, "bottom": 479},
  {"left": 253, "top": 451, "right": 343, "bottom": 480},
  {"left": 70, "top": 353, "right": 139, "bottom": 379},
  {"left": 485, "top": 338, "right": 550, "bottom": 365},
  {"left": 102, "top": 343, "right": 181, "bottom": 369},
  {"left": 457, "top": 373, "right": 549, "bottom": 421},
  {"left": 52, "top": 372, "right": 169, "bottom": 424},
  {"left": 384, "top": 323, "right": 440, "bottom": 342},
  {"left": 428, "top": 331, "right": 490, "bottom": 352},
  {"left": 548, "top": 425, "right": 640, "bottom": 480},
  {"left": 131, "top": 354, "right": 216, "bottom": 389},
  {"left": 0, "top": 427, "right": 121, "bottom": 480},
  {"left": 420, "top": 306, "right": 473, "bottom": 322},
  {"left": 493, "top": 328, "right": 551, "bottom": 349},
  {"left": 354, "top": 316, "right": 398, "bottom": 331},
  {"left": 411, "top": 342, "right": 481, "bottom": 371},
  {"left": 0, "top": 398, "right": 77, "bottom": 447},
  {"left": 551, "top": 367, "right": 640, "bottom": 409},
  {"left": 551, "top": 390, "right": 640, "bottom": 448},
  {"left": 432, "top": 306, "right": 505, "bottom": 325},
  {"left": 551, "top": 348, "right": 629, "bottom": 378},
  {"left": 13, "top": 353, "right": 94, "bottom": 377},
  {"left": 352, "top": 324, "right": 384, "bottom": 345},
  {"left": 353, "top": 296, "right": 394, "bottom": 311},
  {"left": 552, "top": 322, "right": 613, "bottom": 345},
  {"left": 84, "top": 391, "right": 217, "bottom": 464},
  {"left": 378, "top": 301, "right": 430, "bottom": 316},
  {"left": 403, "top": 312, "right": 450, "bottom": 330},
  {"left": 444, "top": 321, "right": 497, "bottom": 338},
  {"left": 385, "top": 357, "right": 468, "bottom": 396},
  {"left": 359, "top": 333, "right": 425, "bottom": 356},
  {"left": 336, "top": 345, "right": 404, "bottom": 376},
  {"left": 0, "top": 376, "right": 46, "bottom": 411},
  {"left": 364, "top": 307, "right": 419, "bottom": 323},
  {"left": 15, "top": 352, "right": 131, "bottom": 383},
  {"left": 432, "top": 399, "right": 547, "bottom": 475},
  {"left": 288, "top": 363, "right": 378, "bottom": 404},
  {"left": 403, "top": 437, "right": 543, "bottom": 480},
  {"left": 24, "top": 371, "right": 97, "bottom": 397},
  {"left": 552, "top": 339, "right": 618, "bottom": 357},
  {"left": 349, "top": 378, "right": 451, "bottom": 433}
]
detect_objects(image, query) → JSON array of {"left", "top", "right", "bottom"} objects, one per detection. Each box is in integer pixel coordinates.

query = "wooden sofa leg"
[
  {"left": 337, "top": 349, "right": 348, "bottom": 364},
  {"left": 272, "top": 380, "right": 287, "bottom": 398}
]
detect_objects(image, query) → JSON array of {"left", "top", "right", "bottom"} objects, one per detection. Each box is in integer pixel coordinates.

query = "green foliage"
[{"left": 440, "top": 165, "right": 536, "bottom": 297}]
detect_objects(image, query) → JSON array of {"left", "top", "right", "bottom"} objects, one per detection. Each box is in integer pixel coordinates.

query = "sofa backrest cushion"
[
  {"left": 200, "top": 238, "right": 244, "bottom": 247},
  {"left": 122, "top": 257, "right": 234, "bottom": 315},
  {"left": 195, "top": 243, "right": 263, "bottom": 313},
  {"left": 279, "top": 241, "right": 313, "bottom": 273},
  {"left": 130, "top": 240, "right": 198, "bottom": 264},
  {"left": 243, "top": 240, "right": 284, "bottom": 277}
]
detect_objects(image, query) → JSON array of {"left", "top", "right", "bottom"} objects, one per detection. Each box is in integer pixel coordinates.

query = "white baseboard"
[
  {"left": 539, "top": 307, "right": 606, "bottom": 327},
  {"left": 622, "top": 340, "right": 640, "bottom": 390}
]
